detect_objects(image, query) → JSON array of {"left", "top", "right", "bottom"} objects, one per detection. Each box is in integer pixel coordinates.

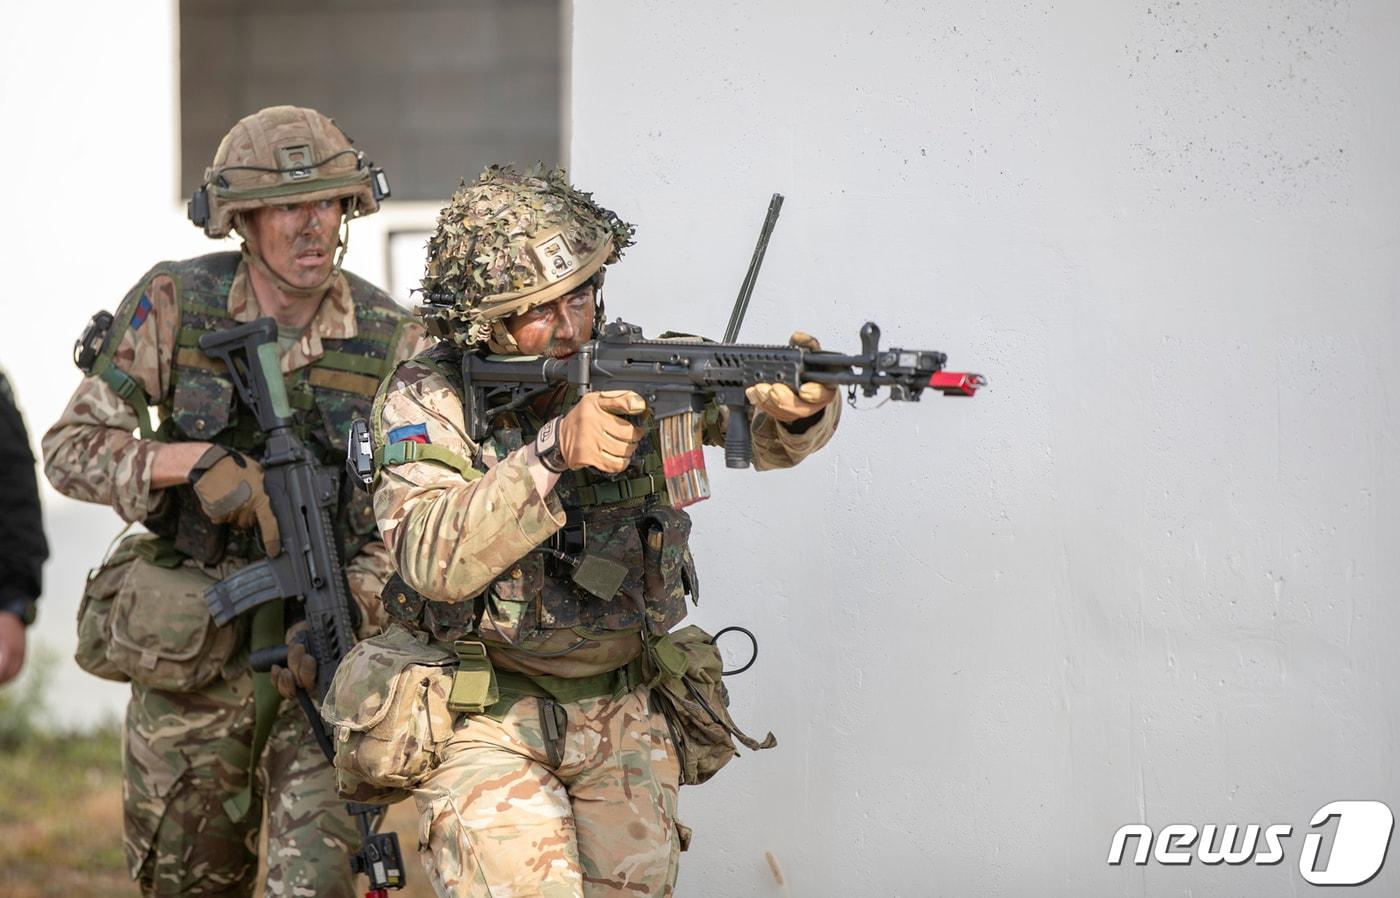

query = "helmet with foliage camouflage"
[
  {"left": 418, "top": 165, "right": 635, "bottom": 349},
  {"left": 190, "top": 105, "right": 387, "bottom": 239}
]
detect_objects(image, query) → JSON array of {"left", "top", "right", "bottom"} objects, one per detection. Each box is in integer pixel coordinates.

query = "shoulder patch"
[
  {"left": 388, "top": 422, "right": 430, "bottom": 445},
  {"left": 130, "top": 293, "right": 153, "bottom": 330}
]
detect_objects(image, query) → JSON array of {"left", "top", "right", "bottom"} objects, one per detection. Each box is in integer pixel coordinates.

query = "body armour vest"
[
  {"left": 379, "top": 341, "right": 700, "bottom": 677},
  {"left": 126, "top": 252, "right": 410, "bottom": 564}
]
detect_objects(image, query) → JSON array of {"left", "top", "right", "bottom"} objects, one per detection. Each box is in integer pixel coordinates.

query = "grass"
[
  {"left": 0, "top": 651, "right": 131, "bottom": 896},
  {"left": 0, "top": 654, "right": 435, "bottom": 898}
]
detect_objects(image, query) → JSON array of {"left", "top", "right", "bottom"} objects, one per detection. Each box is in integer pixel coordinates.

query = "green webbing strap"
[
  {"left": 223, "top": 599, "right": 284, "bottom": 823},
  {"left": 572, "top": 473, "right": 665, "bottom": 507},
  {"left": 642, "top": 632, "right": 689, "bottom": 688},
  {"left": 375, "top": 440, "right": 482, "bottom": 481},
  {"left": 91, "top": 356, "right": 154, "bottom": 439},
  {"left": 381, "top": 317, "right": 412, "bottom": 379},
  {"left": 319, "top": 350, "right": 390, "bottom": 376},
  {"left": 525, "top": 658, "right": 647, "bottom": 704},
  {"left": 448, "top": 653, "right": 647, "bottom": 720},
  {"left": 447, "top": 641, "right": 498, "bottom": 713}
]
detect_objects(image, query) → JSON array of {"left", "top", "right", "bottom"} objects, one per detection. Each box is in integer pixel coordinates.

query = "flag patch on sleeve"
[
  {"left": 388, "top": 423, "right": 430, "bottom": 445},
  {"left": 130, "top": 294, "right": 153, "bottom": 330}
]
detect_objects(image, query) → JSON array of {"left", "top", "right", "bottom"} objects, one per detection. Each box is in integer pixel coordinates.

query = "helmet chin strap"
[{"left": 234, "top": 202, "right": 354, "bottom": 302}]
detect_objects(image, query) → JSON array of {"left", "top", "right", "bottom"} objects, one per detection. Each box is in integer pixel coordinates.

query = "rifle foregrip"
[{"left": 725, "top": 405, "right": 753, "bottom": 469}]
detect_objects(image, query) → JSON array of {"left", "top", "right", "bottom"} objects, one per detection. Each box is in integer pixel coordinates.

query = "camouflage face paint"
[{"left": 504, "top": 285, "right": 597, "bottom": 358}]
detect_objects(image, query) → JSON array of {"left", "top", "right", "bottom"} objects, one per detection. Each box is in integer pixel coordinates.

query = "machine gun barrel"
[{"left": 462, "top": 318, "right": 982, "bottom": 505}]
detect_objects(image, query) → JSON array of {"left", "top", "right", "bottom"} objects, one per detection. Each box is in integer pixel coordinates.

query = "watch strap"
[{"left": 534, "top": 416, "right": 569, "bottom": 473}]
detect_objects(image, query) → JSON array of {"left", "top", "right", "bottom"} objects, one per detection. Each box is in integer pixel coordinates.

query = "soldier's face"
[
  {"left": 246, "top": 200, "right": 343, "bottom": 288},
  {"left": 504, "top": 285, "right": 595, "bottom": 358}
]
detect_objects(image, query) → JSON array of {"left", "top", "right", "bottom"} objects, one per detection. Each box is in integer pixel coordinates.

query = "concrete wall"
[{"left": 569, "top": 2, "right": 1400, "bottom": 896}]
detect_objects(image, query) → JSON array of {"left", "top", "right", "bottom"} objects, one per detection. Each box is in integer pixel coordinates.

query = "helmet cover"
[{"left": 418, "top": 165, "right": 635, "bottom": 347}]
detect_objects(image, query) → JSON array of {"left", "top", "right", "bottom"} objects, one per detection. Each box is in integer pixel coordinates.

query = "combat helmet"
[
  {"left": 418, "top": 165, "right": 635, "bottom": 351},
  {"left": 187, "top": 105, "right": 389, "bottom": 239}
]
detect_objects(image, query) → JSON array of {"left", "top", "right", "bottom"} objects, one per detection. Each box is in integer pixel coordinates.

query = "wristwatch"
[{"left": 534, "top": 416, "right": 569, "bottom": 473}]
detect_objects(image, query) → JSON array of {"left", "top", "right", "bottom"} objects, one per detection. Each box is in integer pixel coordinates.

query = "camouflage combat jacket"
[
  {"left": 371, "top": 341, "right": 840, "bottom": 679},
  {"left": 44, "top": 252, "right": 434, "bottom": 625}
]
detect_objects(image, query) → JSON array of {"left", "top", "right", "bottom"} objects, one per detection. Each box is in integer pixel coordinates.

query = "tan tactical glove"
[
  {"left": 557, "top": 390, "right": 647, "bottom": 473},
  {"left": 189, "top": 446, "right": 282, "bottom": 556},
  {"left": 746, "top": 331, "right": 838, "bottom": 424},
  {"left": 271, "top": 622, "right": 317, "bottom": 700}
]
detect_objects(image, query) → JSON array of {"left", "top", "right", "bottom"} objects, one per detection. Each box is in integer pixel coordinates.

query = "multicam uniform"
[
  {"left": 43, "top": 251, "right": 431, "bottom": 897},
  {"left": 367, "top": 340, "right": 837, "bottom": 897}
]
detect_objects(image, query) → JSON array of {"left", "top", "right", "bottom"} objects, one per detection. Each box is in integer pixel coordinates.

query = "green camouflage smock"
[{"left": 43, "top": 252, "right": 433, "bottom": 897}]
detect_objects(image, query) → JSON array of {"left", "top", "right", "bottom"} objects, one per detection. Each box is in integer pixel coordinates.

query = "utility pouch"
[
  {"left": 647, "top": 625, "right": 776, "bottom": 786},
  {"left": 323, "top": 624, "right": 457, "bottom": 801},
  {"left": 75, "top": 531, "right": 145, "bottom": 682},
  {"left": 104, "top": 537, "right": 243, "bottom": 692},
  {"left": 446, "top": 641, "right": 498, "bottom": 713},
  {"left": 572, "top": 552, "right": 630, "bottom": 601}
]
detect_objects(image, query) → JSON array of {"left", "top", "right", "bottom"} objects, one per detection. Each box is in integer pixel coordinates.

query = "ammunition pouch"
[
  {"left": 323, "top": 624, "right": 457, "bottom": 803},
  {"left": 99, "top": 536, "right": 245, "bottom": 692},
  {"left": 645, "top": 625, "right": 775, "bottom": 786},
  {"left": 75, "top": 532, "right": 143, "bottom": 683}
]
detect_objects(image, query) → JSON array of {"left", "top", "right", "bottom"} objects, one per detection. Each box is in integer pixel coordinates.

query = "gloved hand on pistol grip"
[
  {"left": 188, "top": 446, "right": 282, "bottom": 556},
  {"left": 558, "top": 390, "right": 646, "bottom": 474},
  {"left": 271, "top": 623, "right": 317, "bottom": 700},
  {"left": 745, "top": 331, "right": 838, "bottom": 424}
]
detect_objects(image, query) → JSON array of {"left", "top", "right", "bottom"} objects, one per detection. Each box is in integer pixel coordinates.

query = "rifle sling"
[
  {"left": 91, "top": 356, "right": 155, "bottom": 439},
  {"left": 223, "top": 599, "right": 285, "bottom": 823}
]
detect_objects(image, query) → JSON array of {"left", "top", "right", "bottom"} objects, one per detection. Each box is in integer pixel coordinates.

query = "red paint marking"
[{"left": 662, "top": 448, "right": 706, "bottom": 478}]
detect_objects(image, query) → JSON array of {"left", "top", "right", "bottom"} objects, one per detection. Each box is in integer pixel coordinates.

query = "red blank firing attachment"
[{"left": 929, "top": 371, "right": 986, "bottom": 396}]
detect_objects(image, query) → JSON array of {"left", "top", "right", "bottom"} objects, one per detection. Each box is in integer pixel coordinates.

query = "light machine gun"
[
  {"left": 197, "top": 318, "right": 406, "bottom": 898},
  {"left": 449, "top": 318, "right": 984, "bottom": 507}
]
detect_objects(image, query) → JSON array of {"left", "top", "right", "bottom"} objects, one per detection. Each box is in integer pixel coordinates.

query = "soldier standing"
[
  {"left": 357, "top": 166, "right": 839, "bottom": 897},
  {"left": 0, "top": 367, "right": 48, "bottom": 685},
  {"left": 42, "top": 106, "right": 431, "bottom": 897}
]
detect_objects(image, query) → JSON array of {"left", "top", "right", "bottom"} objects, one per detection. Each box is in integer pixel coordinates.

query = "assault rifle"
[
  {"left": 198, "top": 318, "right": 406, "bottom": 897},
  {"left": 457, "top": 318, "right": 984, "bottom": 506}
]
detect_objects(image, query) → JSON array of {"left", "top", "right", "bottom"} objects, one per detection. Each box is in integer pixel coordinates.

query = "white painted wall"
[
  {"left": 570, "top": 2, "right": 1400, "bottom": 896},
  {"left": 0, "top": 2, "right": 438, "bottom": 728},
  {"left": 5, "top": 2, "right": 1396, "bottom": 895}
]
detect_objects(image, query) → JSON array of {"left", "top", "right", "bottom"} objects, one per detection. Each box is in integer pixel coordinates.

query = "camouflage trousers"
[
  {"left": 413, "top": 687, "right": 683, "bottom": 898},
  {"left": 124, "top": 675, "right": 357, "bottom": 897}
]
